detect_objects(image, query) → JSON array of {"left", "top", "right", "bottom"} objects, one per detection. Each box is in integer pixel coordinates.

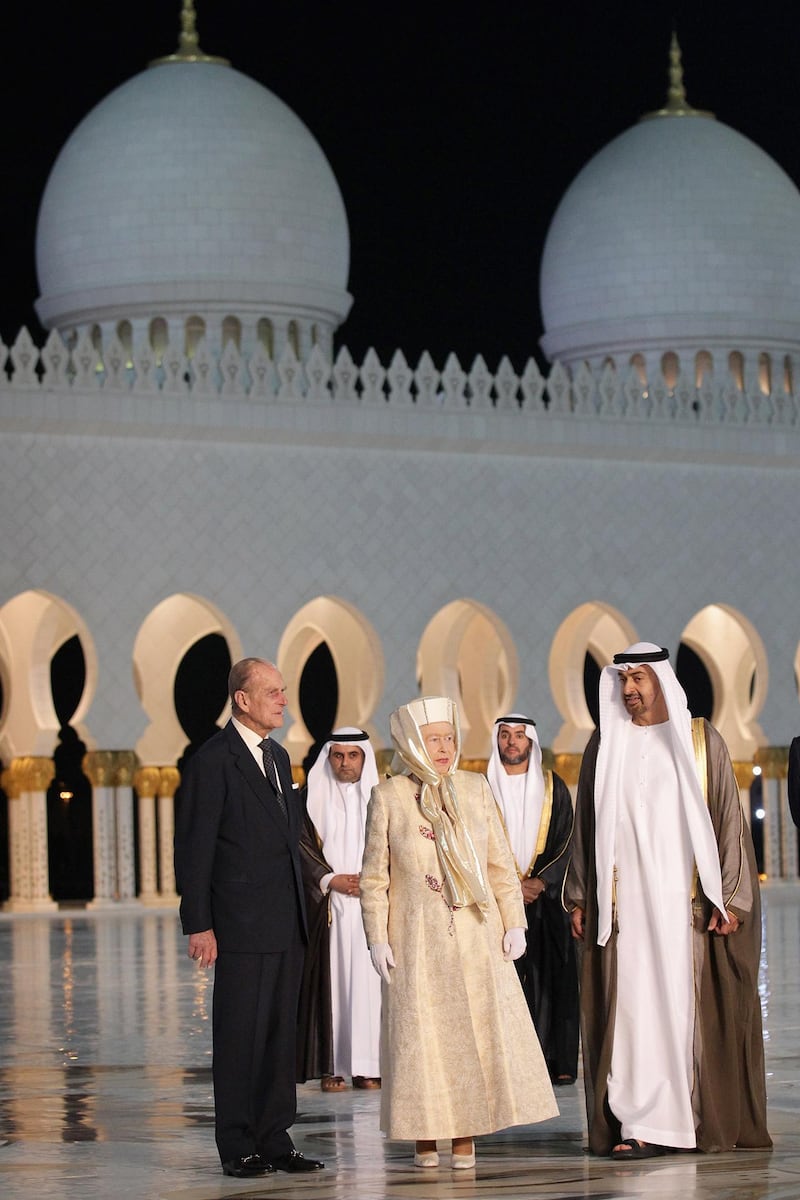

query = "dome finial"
[
  {"left": 150, "top": 0, "right": 230, "bottom": 67},
  {"left": 640, "top": 32, "right": 713, "bottom": 121}
]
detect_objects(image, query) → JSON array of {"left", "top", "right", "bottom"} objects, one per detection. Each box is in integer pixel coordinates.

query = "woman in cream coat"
[{"left": 360, "top": 696, "right": 557, "bottom": 1169}]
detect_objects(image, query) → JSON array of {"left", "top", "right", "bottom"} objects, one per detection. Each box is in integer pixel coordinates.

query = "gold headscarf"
[{"left": 389, "top": 696, "right": 489, "bottom": 918}]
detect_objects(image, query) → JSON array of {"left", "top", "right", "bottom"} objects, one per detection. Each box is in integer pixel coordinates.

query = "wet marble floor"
[{"left": 0, "top": 884, "right": 798, "bottom": 1200}]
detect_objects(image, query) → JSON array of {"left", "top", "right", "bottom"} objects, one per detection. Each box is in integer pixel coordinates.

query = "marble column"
[
  {"left": 114, "top": 752, "right": 138, "bottom": 902},
  {"left": 3, "top": 756, "right": 57, "bottom": 912},
  {"left": 758, "top": 748, "right": 796, "bottom": 883},
  {"left": 2, "top": 764, "right": 27, "bottom": 906},
  {"left": 84, "top": 751, "right": 118, "bottom": 907},
  {"left": 756, "top": 746, "right": 791, "bottom": 881},
  {"left": 157, "top": 767, "right": 180, "bottom": 904},
  {"left": 134, "top": 766, "right": 161, "bottom": 905}
]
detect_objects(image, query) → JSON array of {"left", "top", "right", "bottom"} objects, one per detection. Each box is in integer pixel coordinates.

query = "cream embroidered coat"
[{"left": 360, "top": 770, "right": 558, "bottom": 1140}]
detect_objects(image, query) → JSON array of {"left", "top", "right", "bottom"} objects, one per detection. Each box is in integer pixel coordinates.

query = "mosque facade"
[{"left": 0, "top": 13, "right": 797, "bottom": 908}]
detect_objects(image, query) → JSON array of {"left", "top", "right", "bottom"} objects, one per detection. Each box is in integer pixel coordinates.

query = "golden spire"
[
  {"left": 640, "top": 32, "right": 713, "bottom": 121},
  {"left": 150, "top": 0, "right": 230, "bottom": 67}
]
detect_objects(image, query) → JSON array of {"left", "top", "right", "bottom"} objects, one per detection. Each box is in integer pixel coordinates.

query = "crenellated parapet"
[{"left": 1, "top": 328, "right": 799, "bottom": 439}]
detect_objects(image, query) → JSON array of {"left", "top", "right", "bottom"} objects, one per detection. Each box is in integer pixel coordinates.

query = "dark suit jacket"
[
  {"left": 788, "top": 736, "right": 800, "bottom": 830},
  {"left": 175, "top": 721, "right": 308, "bottom": 952}
]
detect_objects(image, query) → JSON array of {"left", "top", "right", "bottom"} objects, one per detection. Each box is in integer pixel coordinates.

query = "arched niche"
[
  {"left": 680, "top": 605, "right": 767, "bottom": 759},
  {"left": 222, "top": 315, "right": 241, "bottom": 350},
  {"left": 661, "top": 351, "right": 679, "bottom": 389},
  {"left": 549, "top": 602, "right": 637, "bottom": 753},
  {"left": 257, "top": 318, "right": 274, "bottom": 358},
  {"left": 149, "top": 316, "right": 168, "bottom": 356},
  {"left": 0, "top": 590, "right": 98, "bottom": 760},
  {"left": 695, "top": 350, "right": 713, "bottom": 386},
  {"left": 629, "top": 353, "right": 647, "bottom": 385},
  {"left": 133, "top": 594, "right": 242, "bottom": 766},
  {"left": 783, "top": 354, "right": 794, "bottom": 395},
  {"left": 277, "top": 597, "right": 385, "bottom": 764},
  {"left": 417, "top": 600, "right": 518, "bottom": 759},
  {"left": 185, "top": 314, "right": 205, "bottom": 357}
]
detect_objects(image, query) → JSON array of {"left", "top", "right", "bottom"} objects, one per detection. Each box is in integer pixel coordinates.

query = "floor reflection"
[{"left": 0, "top": 885, "right": 797, "bottom": 1199}]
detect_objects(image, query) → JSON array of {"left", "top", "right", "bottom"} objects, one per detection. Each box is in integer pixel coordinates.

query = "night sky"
[{"left": 2, "top": 0, "right": 799, "bottom": 371}]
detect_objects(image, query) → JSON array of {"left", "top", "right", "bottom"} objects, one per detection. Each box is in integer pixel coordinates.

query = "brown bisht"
[{"left": 565, "top": 720, "right": 771, "bottom": 1154}]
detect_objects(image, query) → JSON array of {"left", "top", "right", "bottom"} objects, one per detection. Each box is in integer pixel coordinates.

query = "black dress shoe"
[
  {"left": 270, "top": 1149, "right": 325, "bottom": 1172},
  {"left": 221, "top": 1153, "right": 274, "bottom": 1177}
]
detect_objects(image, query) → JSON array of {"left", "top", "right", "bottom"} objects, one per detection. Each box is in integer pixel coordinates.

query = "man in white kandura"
[
  {"left": 564, "top": 642, "right": 770, "bottom": 1160},
  {"left": 297, "top": 729, "right": 382, "bottom": 1092}
]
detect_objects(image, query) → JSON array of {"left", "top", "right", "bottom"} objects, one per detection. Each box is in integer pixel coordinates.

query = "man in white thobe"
[
  {"left": 297, "top": 729, "right": 382, "bottom": 1091},
  {"left": 564, "top": 642, "right": 769, "bottom": 1159}
]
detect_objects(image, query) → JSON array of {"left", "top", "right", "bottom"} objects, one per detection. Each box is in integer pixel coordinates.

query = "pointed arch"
[
  {"left": 133, "top": 595, "right": 242, "bottom": 765},
  {"left": 417, "top": 600, "right": 518, "bottom": 758},
  {"left": 277, "top": 597, "right": 384, "bottom": 764},
  {"left": 0, "top": 590, "right": 98, "bottom": 759},
  {"left": 679, "top": 605, "right": 767, "bottom": 758},
  {"left": 549, "top": 602, "right": 637, "bottom": 752}
]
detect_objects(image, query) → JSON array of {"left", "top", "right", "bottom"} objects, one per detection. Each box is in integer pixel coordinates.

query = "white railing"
[{"left": 1, "top": 325, "right": 798, "bottom": 427}]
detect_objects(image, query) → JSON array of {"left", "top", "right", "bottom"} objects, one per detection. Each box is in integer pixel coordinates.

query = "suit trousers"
[{"left": 212, "top": 921, "right": 305, "bottom": 1163}]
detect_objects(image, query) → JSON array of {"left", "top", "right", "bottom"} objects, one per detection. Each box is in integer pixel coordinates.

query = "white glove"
[
  {"left": 503, "top": 927, "right": 526, "bottom": 961},
  {"left": 369, "top": 942, "right": 395, "bottom": 983}
]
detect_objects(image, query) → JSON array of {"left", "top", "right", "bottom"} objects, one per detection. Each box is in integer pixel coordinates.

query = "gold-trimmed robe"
[{"left": 564, "top": 719, "right": 771, "bottom": 1154}]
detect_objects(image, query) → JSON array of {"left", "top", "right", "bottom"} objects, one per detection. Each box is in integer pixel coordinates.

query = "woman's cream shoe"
[
  {"left": 451, "top": 1140, "right": 475, "bottom": 1169},
  {"left": 413, "top": 1149, "right": 440, "bottom": 1167}
]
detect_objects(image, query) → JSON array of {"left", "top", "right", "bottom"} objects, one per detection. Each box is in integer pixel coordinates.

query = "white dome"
[
  {"left": 35, "top": 61, "right": 351, "bottom": 338},
  {"left": 539, "top": 114, "right": 800, "bottom": 367}
]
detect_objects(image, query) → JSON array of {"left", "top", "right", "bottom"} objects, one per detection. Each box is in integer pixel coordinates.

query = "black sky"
[{"left": 2, "top": 0, "right": 799, "bottom": 371}]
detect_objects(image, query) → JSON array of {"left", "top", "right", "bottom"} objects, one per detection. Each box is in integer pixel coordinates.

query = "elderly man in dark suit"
[{"left": 175, "top": 657, "right": 324, "bottom": 1178}]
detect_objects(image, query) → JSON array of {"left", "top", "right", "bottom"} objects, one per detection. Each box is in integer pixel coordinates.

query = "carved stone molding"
[
  {"left": 114, "top": 751, "right": 138, "bottom": 787},
  {"left": 754, "top": 746, "right": 789, "bottom": 779},
  {"left": 158, "top": 767, "right": 181, "bottom": 799},
  {"left": 11, "top": 756, "right": 55, "bottom": 792},
  {"left": 83, "top": 750, "right": 116, "bottom": 788},
  {"left": 134, "top": 767, "right": 162, "bottom": 798}
]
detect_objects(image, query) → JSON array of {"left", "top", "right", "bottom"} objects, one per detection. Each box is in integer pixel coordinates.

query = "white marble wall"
[{"left": 0, "top": 370, "right": 798, "bottom": 754}]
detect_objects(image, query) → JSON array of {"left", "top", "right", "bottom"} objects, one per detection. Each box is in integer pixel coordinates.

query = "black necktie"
[{"left": 259, "top": 738, "right": 287, "bottom": 820}]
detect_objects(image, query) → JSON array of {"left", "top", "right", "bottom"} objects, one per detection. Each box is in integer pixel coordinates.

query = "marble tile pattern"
[
  {"left": 2, "top": 425, "right": 800, "bottom": 756},
  {"left": 0, "top": 885, "right": 798, "bottom": 1200}
]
